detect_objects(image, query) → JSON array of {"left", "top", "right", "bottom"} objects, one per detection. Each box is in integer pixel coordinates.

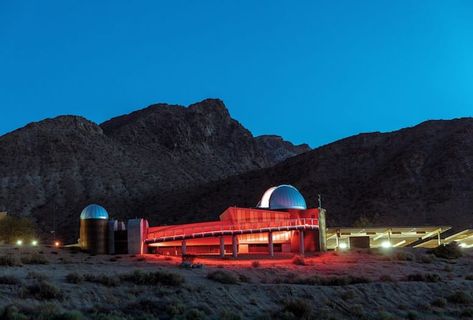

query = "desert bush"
[
  {"left": 465, "top": 275, "right": 473, "bottom": 281},
  {"left": 0, "top": 275, "right": 20, "bottom": 285},
  {"left": 219, "top": 310, "right": 242, "bottom": 320},
  {"left": 21, "top": 253, "right": 49, "bottom": 265},
  {"left": 460, "top": 308, "right": 473, "bottom": 318},
  {"left": 447, "top": 291, "right": 472, "bottom": 304},
  {"left": 83, "top": 274, "right": 119, "bottom": 287},
  {"left": 419, "top": 254, "right": 434, "bottom": 264},
  {"left": 340, "top": 290, "right": 355, "bottom": 300},
  {"left": 292, "top": 255, "right": 306, "bottom": 266},
  {"left": 393, "top": 251, "right": 414, "bottom": 261},
  {"left": 379, "top": 274, "right": 394, "bottom": 282},
  {"left": 185, "top": 308, "right": 206, "bottom": 320},
  {"left": 430, "top": 242, "right": 462, "bottom": 259},
  {"left": 282, "top": 299, "right": 312, "bottom": 319},
  {"left": 0, "top": 254, "right": 20, "bottom": 266},
  {"left": 1, "top": 305, "right": 28, "bottom": 320},
  {"left": 431, "top": 297, "right": 447, "bottom": 308},
  {"left": 406, "top": 311, "right": 419, "bottom": 320},
  {"left": 251, "top": 260, "right": 261, "bottom": 268},
  {"left": 21, "top": 281, "right": 63, "bottom": 300},
  {"left": 406, "top": 273, "right": 441, "bottom": 282},
  {"left": 350, "top": 304, "right": 364, "bottom": 317},
  {"left": 119, "top": 269, "right": 184, "bottom": 286},
  {"left": 27, "top": 271, "right": 49, "bottom": 281},
  {"left": 65, "top": 272, "right": 83, "bottom": 284},
  {"left": 207, "top": 270, "right": 239, "bottom": 284}
]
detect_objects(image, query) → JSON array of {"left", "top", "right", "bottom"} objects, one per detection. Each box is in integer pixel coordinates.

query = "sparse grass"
[
  {"left": 119, "top": 269, "right": 184, "bottom": 286},
  {"left": 21, "top": 253, "right": 49, "bottom": 265},
  {"left": 447, "top": 291, "right": 472, "bottom": 304},
  {"left": 20, "top": 281, "right": 63, "bottom": 300},
  {"left": 406, "top": 273, "right": 441, "bottom": 282},
  {"left": 219, "top": 310, "right": 242, "bottom": 320},
  {"left": 292, "top": 255, "right": 306, "bottom": 266},
  {"left": 430, "top": 242, "right": 463, "bottom": 259},
  {"left": 340, "top": 290, "right": 355, "bottom": 301},
  {"left": 207, "top": 270, "right": 239, "bottom": 284},
  {"left": 66, "top": 272, "right": 83, "bottom": 284},
  {"left": 0, "top": 275, "right": 20, "bottom": 285},
  {"left": 251, "top": 260, "right": 261, "bottom": 268}
]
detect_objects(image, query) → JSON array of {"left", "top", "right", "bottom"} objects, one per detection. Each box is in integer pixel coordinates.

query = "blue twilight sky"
[{"left": 1, "top": 1, "right": 472, "bottom": 147}]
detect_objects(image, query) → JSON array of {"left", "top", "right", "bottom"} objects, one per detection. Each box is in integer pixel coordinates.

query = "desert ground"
[{"left": 0, "top": 245, "right": 472, "bottom": 320}]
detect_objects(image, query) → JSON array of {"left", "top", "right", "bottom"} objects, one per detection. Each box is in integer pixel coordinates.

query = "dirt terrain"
[{"left": 0, "top": 246, "right": 473, "bottom": 319}]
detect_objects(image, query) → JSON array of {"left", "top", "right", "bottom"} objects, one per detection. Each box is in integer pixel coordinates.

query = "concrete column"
[
  {"left": 268, "top": 232, "right": 274, "bottom": 257},
  {"left": 232, "top": 234, "right": 238, "bottom": 258},
  {"left": 181, "top": 239, "right": 187, "bottom": 256},
  {"left": 318, "top": 209, "right": 327, "bottom": 252},
  {"left": 299, "top": 230, "right": 305, "bottom": 255},
  {"left": 219, "top": 236, "right": 225, "bottom": 258}
]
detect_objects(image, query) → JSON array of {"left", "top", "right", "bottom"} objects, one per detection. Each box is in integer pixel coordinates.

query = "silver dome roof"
[{"left": 257, "top": 185, "right": 307, "bottom": 210}]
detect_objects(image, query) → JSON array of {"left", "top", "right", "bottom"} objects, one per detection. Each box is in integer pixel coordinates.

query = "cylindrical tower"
[{"left": 79, "top": 204, "right": 109, "bottom": 254}]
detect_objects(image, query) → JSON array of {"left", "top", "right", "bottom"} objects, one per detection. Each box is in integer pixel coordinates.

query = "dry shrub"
[
  {"left": 379, "top": 274, "right": 394, "bottom": 282},
  {"left": 282, "top": 299, "right": 312, "bottom": 319},
  {"left": 0, "top": 255, "right": 20, "bottom": 267},
  {"left": 65, "top": 272, "right": 83, "bottom": 284},
  {"left": 292, "top": 255, "right": 306, "bottom": 266},
  {"left": 430, "top": 242, "right": 462, "bottom": 259},
  {"left": 21, "top": 281, "right": 63, "bottom": 300},
  {"left": 251, "top": 260, "right": 261, "bottom": 268},
  {"left": 406, "top": 273, "right": 441, "bottom": 282},
  {"left": 207, "top": 270, "right": 239, "bottom": 284},
  {"left": 0, "top": 275, "right": 20, "bottom": 285},
  {"left": 83, "top": 274, "right": 119, "bottom": 287},
  {"left": 431, "top": 298, "right": 447, "bottom": 308},
  {"left": 447, "top": 291, "right": 472, "bottom": 304}
]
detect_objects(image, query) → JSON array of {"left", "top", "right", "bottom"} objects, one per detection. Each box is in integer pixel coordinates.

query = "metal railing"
[{"left": 145, "top": 218, "right": 319, "bottom": 243}]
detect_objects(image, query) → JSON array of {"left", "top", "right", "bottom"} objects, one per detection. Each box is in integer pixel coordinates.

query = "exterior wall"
[
  {"left": 128, "top": 219, "right": 149, "bottom": 255},
  {"left": 79, "top": 219, "right": 108, "bottom": 254}
]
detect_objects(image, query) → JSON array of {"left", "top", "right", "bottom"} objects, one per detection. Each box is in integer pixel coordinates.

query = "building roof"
[
  {"left": 80, "top": 204, "right": 109, "bottom": 220},
  {"left": 257, "top": 185, "right": 307, "bottom": 210}
]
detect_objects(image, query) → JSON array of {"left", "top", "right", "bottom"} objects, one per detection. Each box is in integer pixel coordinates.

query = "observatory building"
[
  {"left": 78, "top": 184, "right": 459, "bottom": 256},
  {"left": 79, "top": 185, "right": 326, "bottom": 256}
]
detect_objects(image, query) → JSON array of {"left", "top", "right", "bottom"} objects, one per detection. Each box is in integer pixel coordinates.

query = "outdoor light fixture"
[
  {"left": 31, "top": 240, "right": 38, "bottom": 246},
  {"left": 338, "top": 242, "right": 348, "bottom": 250},
  {"left": 16, "top": 240, "right": 23, "bottom": 246},
  {"left": 54, "top": 241, "right": 60, "bottom": 247},
  {"left": 381, "top": 240, "right": 392, "bottom": 248}
]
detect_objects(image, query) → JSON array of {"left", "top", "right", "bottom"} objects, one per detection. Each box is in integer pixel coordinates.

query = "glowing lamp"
[
  {"left": 16, "top": 240, "right": 23, "bottom": 246},
  {"left": 338, "top": 242, "right": 348, "bottom": 250},
  {"left": 381, "top": 241, "right": 392, "bottom": 248},
  {"left": 54, "top": 241, "right": 60, "bottom": 247},
  {"left": 31, "top": 240, "right": 38, "bottom": 246}
]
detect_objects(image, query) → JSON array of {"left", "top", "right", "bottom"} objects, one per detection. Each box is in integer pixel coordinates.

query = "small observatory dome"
[
  {"left": 80, "top": 204, "right": 109, "bottom": 220},
  {"left": 257, "top": 185, "right": 307, "bottom": 210}
]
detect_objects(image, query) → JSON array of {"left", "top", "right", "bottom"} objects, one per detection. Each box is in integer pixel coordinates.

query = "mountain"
[
  {"left": 0, "top": 99, "right": 309, "bottom": 241},
  {"left": 148, "top": 118, "right": 473, "bottom": 231},
  {"left": 255, "top": 135, "right": 310, "bottom": 164}
]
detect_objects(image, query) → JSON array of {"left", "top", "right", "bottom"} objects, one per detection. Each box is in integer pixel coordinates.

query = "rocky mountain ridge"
[{"left": 0, "top": 99, "right": 310, "bottom": 241}]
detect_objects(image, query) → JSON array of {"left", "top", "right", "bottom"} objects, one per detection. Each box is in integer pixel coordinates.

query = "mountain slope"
[
  {"left": 0, "top": 99, "right": 309, "bottom": 241},
  {"left": 148, "top": 118, "right": 473, "bottom": 230}
]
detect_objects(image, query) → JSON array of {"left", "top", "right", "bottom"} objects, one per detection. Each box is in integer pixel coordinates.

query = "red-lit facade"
[{"left": 145, "top": 206, "right": 322, "bottom": 257}]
